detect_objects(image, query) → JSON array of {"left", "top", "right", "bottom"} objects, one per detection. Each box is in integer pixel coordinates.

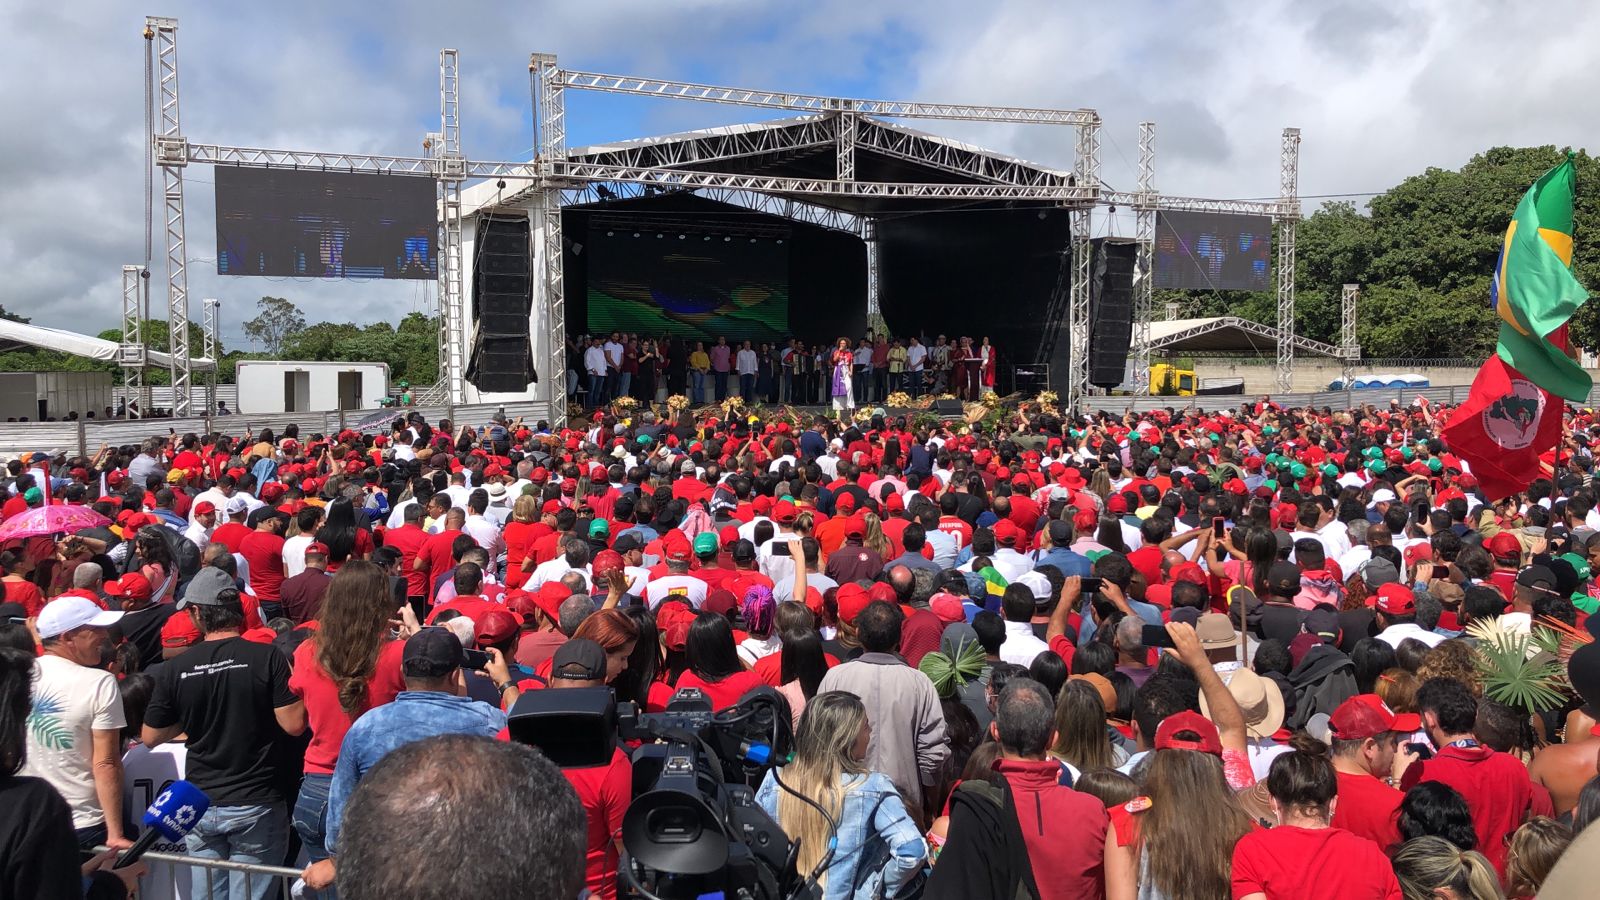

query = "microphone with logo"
[{"left": 115, "top": 780, "right": 212, "bottom": 869}]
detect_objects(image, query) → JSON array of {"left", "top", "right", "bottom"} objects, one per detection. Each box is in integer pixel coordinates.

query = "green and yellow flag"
[{"left": 1491, "top": 155, "right": 1591, "bottom": 401}]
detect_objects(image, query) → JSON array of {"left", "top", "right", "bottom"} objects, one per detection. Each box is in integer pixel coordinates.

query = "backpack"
[
  {"left": 126, "top": 525, "right": 202, "bottom": 584},
  {"left": 1286, "top": 643, "right": 1358, "bottom": 730}
]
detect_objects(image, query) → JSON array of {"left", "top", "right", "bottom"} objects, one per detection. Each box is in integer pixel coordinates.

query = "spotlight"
[
  {"left": 496, "top": 179, "right": 506, "bottom": 190},
  {"left": 724, "top": 237, "right": 731, "bottom": 242},
  {"left": 679, "top": 234, "right": 686, "bottom": 240},
  {"left": 1037, "top": 210, "right": 1048, "bottom": 220},
  {"left": 633, "top": 232, "right": 640, "bottom": 238},
  {"left": 776, "top": 239, "right": 784, "bottom": 245},
  {"left": 657, "top": 233, "right": 664, "bottom": 239},
  {"left": 1108, "top": 205, "right": 1117, "bottom": 214},
  {"left": 606, "top": 230, "right": 615, "bottom": 237},
  {"left": 750, "top": 238, "right": 756, "bottom": 243},
  {"left": 596, "top": 185, "right": 616, "bottom": 200},
  {"left": 703, "top": 235, "right": 711, "bottom": 241}
]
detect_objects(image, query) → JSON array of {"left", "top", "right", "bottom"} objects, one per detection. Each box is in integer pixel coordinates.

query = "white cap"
[
  {"left": 1369, "top": 489, "right": 1397, "bottom": 505},
  {"left": 225, "top": 496, "right": 250, "bottom": 515},
  {"left": 36, "top": 596, "right": 123, "bottom": 639},
  {"left": 1014, "top": 570, "right": 1053, "bottom": 601}
]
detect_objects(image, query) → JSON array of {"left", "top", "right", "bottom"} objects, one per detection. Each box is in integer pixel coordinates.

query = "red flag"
[{"left": 1442, "top": 355, "right": 1563, "bottom": 500}]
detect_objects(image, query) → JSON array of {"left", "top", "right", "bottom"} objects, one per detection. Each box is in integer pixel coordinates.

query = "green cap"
[
  {"left": 22, "top": 487, "right": 41, "bottom": 503},
  {"left": 1321, "top": 464, "right": 1338, "bottom": 479},
  {"left": 1401, "top": 446, "right": 1415, "bottom": 461},
  {"left": 1559, "top": 552, "right": 1591, "bottom": 581},
  {"left": 693, "top": 532, "right": 718, "bottom": 555},
  {"left": 1366, "top": 459, "right": 1387, "bottom": 474},
  {"left": 588, "top": 519, "right": 610, "bottom": 538},
  {"left": 1262, "top": 479, "right": 1278, "bottom": 491},
  {"left": 1363, "top": 447, "right": 1382, "bottom": 460},
  {"left": 636, "top": 434, "right": 653, "bottom": 447},
  {"left": 1265, "top": 453, "right": 1281, "bottom": 467},
  {"left": 1262, "top": 425, "right": 1278, "bottom": 435},
  {"left": 1289, "top": 463, "right": 1308, "bottom": 480},
  {"left": 1427, "top": 457, "right": 1442, "bottom": 472}
]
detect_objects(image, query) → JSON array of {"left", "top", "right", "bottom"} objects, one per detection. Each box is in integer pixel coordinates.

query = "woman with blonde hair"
[
  {"left": 757, "top": 692, "right": 926, "bottom": 899},
  {"left": 502, "top": 493, "right": 543, "bottom": 590},
  {"left": 1503, "top": 817, "right": 1570, "bottom": 899},
  {"left": 1392, "top": 836, "right": 1504, "bottom": 900},
  {"left": 1087, "top": 467, "right": 1113, "bottom": 502},
  {"left": 861, "top": 511, "right": 892, "bottom": 561}
]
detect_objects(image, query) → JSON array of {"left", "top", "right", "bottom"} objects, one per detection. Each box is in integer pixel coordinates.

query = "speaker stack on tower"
[
  {"left": 1088, "top": 238, "right": 1138, "bottom": 389},
  {"left": 467, "top": 214, "right": 537, "bottom": 392}
]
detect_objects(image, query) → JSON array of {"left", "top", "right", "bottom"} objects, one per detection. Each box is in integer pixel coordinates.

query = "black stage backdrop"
[
  {"left": 562, "top": 194, "right": 866, "bottom": 346},
  {"left": 875, "top": 207, "right": 1074, "bottom": 372}
]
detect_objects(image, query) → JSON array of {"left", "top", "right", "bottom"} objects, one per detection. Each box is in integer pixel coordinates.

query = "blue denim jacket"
[
  {"left": 325, "top": 691, "right": 506, "bottom": 851},
  {"left": 757, "top": 770, "right": 926, "bottom": 900}
]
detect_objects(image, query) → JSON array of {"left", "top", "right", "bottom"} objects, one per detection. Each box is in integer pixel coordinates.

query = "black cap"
[
  {"left": 1569, "top": 642, "right": 1600, "bottom": 714},
  {"left": 1516, "top": 565, "right": 1559, "bottom": 592},
  {"left": 612, "top": 533, "right": 644, "bottom": 554},
  {"left": 403, "top": 628, "right": 465, "bottom": 678},
  {"left": 731, "top": 538, "right": 757, "bottom": 563},
  {"left": 0, "top": 601, "right": 27, "bottom": 620},
  {"left": 1046, "top": 520, "right": 1072, "bottom": 545},
  {"left": 550, "top": 638, "right": 608, "bottom": 681},
  {"left": 1303, "top": 605, "right": 1341, "bottom": 643},
  {"left": 247, "top": 506, "right": 288, "bottom": 529},
  {"left": 1266, "top": 561, "right": 1302, "bottom": 598}
]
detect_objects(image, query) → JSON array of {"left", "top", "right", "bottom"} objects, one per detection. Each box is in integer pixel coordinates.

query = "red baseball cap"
[
  {"left": 1487, "top": 532, "right": 1522, "bottom": 560},
  {"left": 1073, "top": 507, "right": 1098, "bottom": 533},
  {"left": 1374, "top": 583, "right": 1416, "bottom": 615},
  {"left": 1154, "top": 710, "right": 1224, "bottom": 756},
  {"left": 592, "top": 549, "right": 625, "bottom": 581},
  {"left": 834, "top": 493, "right": 856, "bottom": 512},
  {"left": 304, "top": 542, "right": 330, "bottom": 558},
  {"left": 869, "top": 582, "right": 897, "bottom": 604},
  {"left": 475, "top": 608, "right": 521, "bottom": 648},
  {"left": 1329, "top": 693, "right": 1421, "bottom": 739},
  {"left": 104, "top": 573, "right": 153, "bottom": 603},
  {"left": 1106, "top": 494, "right": 1129, "bottom": 515},
  {"left": 835, "top": 583, "right": 872, "bottom": 624},
  {"left": 534, "top": 582, "right": 571, "bottom": 622},
  {"left": 160, "top": 611, "right": 202, "bottom": 649},
  {"left": 772, "top": 500, "right": 799, "bottom": 524},
  {"left": 192, "top": 500, "right": 216, "bottom": 516},
  {"left": 930, "top": 593, "right": 965, "bottom": 624},
  {"left": 884, "top": 492, "right": 904, "bottom": 513},
  {"left": 662, "top": 531, "right": 693, "bottom": 563},
  {"left": 541, "top": 500, "right": 563, "bottom": 515},
  {"left": 844, "top": 516, "right": 866, "bottom": 539},
  {"left": 991, "top": 520, "right": 1020, "bottom": 546}
]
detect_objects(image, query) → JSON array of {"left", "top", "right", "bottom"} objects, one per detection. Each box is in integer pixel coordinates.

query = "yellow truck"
[{"left": 1149, "top": 363, "right": 1245, "bottom": 396}]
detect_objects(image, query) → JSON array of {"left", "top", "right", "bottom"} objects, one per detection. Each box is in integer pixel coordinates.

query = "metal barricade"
[{"left": 134, "top": 849, "right": 304, "bottom": 899}]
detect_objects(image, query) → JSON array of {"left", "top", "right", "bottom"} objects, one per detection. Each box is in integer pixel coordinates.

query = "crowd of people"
[
  {"left": 571, "top": 331, "right": 1000, "bottom": 408},
  {"left": 1, "top": 395, "right": 1599, "bottom": 900}
]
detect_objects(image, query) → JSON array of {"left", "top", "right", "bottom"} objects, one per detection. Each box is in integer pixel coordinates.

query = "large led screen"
[
  {"left": 584, "top": 233, "right": 789, "bottom": 342},
  {"left": 1153, "top": 210, "right": 1272, "bottom": 291},
  {"left": 215, "top": 167, "right": 437, "bottom": 279}
]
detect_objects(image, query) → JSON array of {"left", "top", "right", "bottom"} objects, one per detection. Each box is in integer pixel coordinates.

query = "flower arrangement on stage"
[
  {"left": 885, "top": 391, "right": 913, "bottom": 408},
  {"left": 981, "top": 390, "right": 1000, "bottom": 405},
  {"left": 666, "top": 394, "right": 690, "bottom": 412},
  {"left": 1034, "top": 390, "right": 1059, "bottom": 407},
  {"left": 611, "top": 396, "right": 639, "bottom": 413}
]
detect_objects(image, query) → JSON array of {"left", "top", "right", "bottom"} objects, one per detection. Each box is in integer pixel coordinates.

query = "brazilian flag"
[{"left": 1491, "top": 155, "right": 1591, "bottom": 401}]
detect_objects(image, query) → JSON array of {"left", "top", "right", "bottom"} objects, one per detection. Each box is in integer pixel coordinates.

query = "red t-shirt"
[
  {"left": 750, "top": 649, "right": 841, "bottom": 687},
  {"left": 995, "top": 758, "right": 1110, "bottom": 900},
  {"left": 529, "top": 530, "right": 567, "bottom": 568},
  {"left": 381, "top": 524, "right": 429, "bottom": 598},
  {"left": 425, "top": 595, "right": 501, "bottom": 625},
  {"left": 561, "top": 747, "right": 632, "bottom": 900},
  {"left": 2, "top": 579, "right": 44, "bottom": 617},
  {"left": 1230, "top": 825, "right": 1401, "bottom": 900},
  {"left": 1401, "top": 744, "right": 1554, "bottom": 875},
  {"left": 239, "top": 531, "right": 287, "bottom": 602},
  {"left": 1332, "top": 770, "right": 1403, "bottom": 851},
  {"left": 937, "top": 516, "right": 972, "bottom": 549},
  {"left": 289, "top": 639, "right": 406, "bottom": 774},
  {"left": 674, "top": 669, "right": 765, "bottom": 710},
  {"left": 210, "top": 522, "right": 252, "bottom": 555},
  {"left": 418, "top": 529, "right": 463, "bottom": 603},
  {"left": 1127, "top": 545, "right": 1164, "bottom": 587},
  {"left": 502, "top": 521, "right": 551, "bottom": 590}
]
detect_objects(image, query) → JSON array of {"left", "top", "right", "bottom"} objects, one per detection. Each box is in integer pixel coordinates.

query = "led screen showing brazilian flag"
[{"left": 586, "top": 232, "right": 790, "bottom": 343}]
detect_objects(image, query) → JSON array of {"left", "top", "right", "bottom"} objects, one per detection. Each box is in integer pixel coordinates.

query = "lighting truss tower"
[
  {"left": 1132, "top": 122, "right": 1156, "bottom": 395},
  {"left": 147, "top": 16, "right": 193, "bottom": 417},
  {"left": 864, "top": 219, "right": 884, "bottom": 336},
  {"left": 119, "top": 265, "right": 148, "bottom": 419},
  {"left": 1341, "top": 283, "right": 1360, "bottom": 386},
  {"left": 435, "top": 49, "right": 466, "bottom": 406},
  {"left": 1066, "top": 116, "right": 1101, "bottom": 411},
  {"left": 532, "top": 52, "right": 567, "bottom": 426},
  {"left": 1276, "top": 127, "right": 1301, "bottom": 394},
  {"left": 202, "top": 298, "right": 220, "bottom": 417}
]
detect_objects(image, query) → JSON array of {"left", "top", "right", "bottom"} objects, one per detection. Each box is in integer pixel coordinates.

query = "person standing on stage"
[
  {"left": 930, "top": 335, "right": 951, "bottom": 395},
  {"left": 979, "top": 336, "right": 997, "bottom": 394},
  {"left": 831, "top": 339, "right": 856, "bottom": 418},
  {"left": 736, "top": 341, "right": 759, "bottom": 402},
  {"left": 853, "top": 338, "right": 873, "bottom": 406},
  {"left": 584, "top": 336, "right": 608, "bottom": 406},
  {"left": 906, "top": 336, "right": 926, "bottom": 397},
  {"left": 689, "top": 341, "right": 710, "bottom": 404},
  {"left": 871, "top": 333, "right": 890, "bottom": 403},
  {"left": 711, "top": 336, "right": 732, "bottom": 401}
]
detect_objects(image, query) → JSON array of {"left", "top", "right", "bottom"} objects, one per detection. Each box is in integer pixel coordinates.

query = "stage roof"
[
  {"left": 1147, "top": 316, "right": 1343, "bottom": 358},
  {"left": 0, "top": 320, "right": 215, "bottom": 371},
  {"left": 563, "top": 114, "right": 1072, "bottom": 214}
]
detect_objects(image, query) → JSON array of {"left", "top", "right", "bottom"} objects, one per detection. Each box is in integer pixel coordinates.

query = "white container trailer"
[
  {"left": 234, "top": 361, "right": 389, "bottom": 414},
  {"left": 0, "top": 372, "right": 112, "bottom": 421}
]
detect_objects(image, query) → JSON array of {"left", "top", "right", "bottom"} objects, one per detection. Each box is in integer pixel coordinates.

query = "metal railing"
[
  {"left": 130, "top": 849, "right": 303, "bottom": 899},
  {"left": 1080, "top": 381, "right": 1600, "bottom": 415}
]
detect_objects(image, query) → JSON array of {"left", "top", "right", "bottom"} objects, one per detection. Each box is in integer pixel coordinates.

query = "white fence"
[
  {"left": 1080, "top": 382, "right": 1600, "bottom": 415},
  {"left": 0, "top": 398, "right": 562, "bottom": 459}
]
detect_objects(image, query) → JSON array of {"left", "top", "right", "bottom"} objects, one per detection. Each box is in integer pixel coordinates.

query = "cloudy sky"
[{"left": 6, "top": 0, "right": 1596, "bottom": 350}]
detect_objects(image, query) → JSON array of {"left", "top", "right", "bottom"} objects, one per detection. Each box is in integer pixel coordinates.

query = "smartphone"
[
  {"left": 1081, "top": 576, "right": 1104, "bottom": 595},
  {"left": 1212, "top": 517, "right": 1226, "bottom": 539},
  {"left": 770, "top": 541, "right": 791, "bottom": 557},
  {"left": 1142, "top": 623, "right": 1177, "bottom": 649},
  {"left": 1404, "top": 741, "right": 1434, "bottom": 761},
  {"left": 461, "top": 649, "right": 491, "bottom": 671}
]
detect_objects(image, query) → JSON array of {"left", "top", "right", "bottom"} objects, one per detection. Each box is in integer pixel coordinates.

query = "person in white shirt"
[
  {"left": 771, "top": 537, "right": 836, "bottom": 605},
  {"left": 462, "top": 490, "right": 506, "bottom": 577},
  {"left": 184, "top": 500, "right": 218, "bottom": 549},
  {"left": 526, "top": 539, "right": 594, "bottom": 591},
  {"left": 584, "top": 337, "right": 609, "bottom": 404},
  {"left": 735, "top": 341, "right": 759, "bottom": 401},
  {"left": 757, "top": 505, "right": 804, "bottom": 585},
  {"left": 23, "top": 597, "right": 130, "bottom": 850},
  {"left": 1372, "top": 583, "right": 1445, "bottom": 649},
  {"left": 188, "top": 481, "right": 233, "bottom": 526},
  {"left": 905, "top": 337, "right": 927, "bottom": 396},
  {"left": 279, "top": 506, "right": 323, "bottom": 580},
  {"left": 996, "top": 584, "right": 1050, "bottom": 666},
  {"left": 645, "top": 542, "right": 709, "bottom": 609}
]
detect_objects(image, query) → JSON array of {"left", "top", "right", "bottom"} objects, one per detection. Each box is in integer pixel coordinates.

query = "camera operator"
[
  {"left": 336, "top": 733, "right": 587, "bottom": 900},
  {"left": 548, "top": 639, "right": 633, "bottom": 900},
  {"left": 302, "top": 627, "right": 513, "bottom": 893}
]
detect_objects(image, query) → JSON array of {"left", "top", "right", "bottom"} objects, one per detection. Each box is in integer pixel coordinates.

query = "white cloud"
[{"left": 4, "top": 0, "right": 1597, "bottom": 347}]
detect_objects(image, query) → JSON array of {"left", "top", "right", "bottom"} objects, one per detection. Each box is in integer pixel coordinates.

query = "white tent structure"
[{"left": 0, "top": 319, "right": 215, "bottom": 371}]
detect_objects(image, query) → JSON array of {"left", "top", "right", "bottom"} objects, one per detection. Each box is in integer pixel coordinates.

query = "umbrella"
[{"left": 0, "top": 505, "right": 111, "bottom": 541}]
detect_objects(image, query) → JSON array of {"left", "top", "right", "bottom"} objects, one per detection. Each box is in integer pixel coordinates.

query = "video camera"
[{"left": 508, "top": 684, "right": 805, "bottom": 900}]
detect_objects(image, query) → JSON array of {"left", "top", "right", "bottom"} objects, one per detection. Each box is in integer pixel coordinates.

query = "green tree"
[
  {"left": 0, "top": 305, "right": 31, "bottom": 324},
  {"left": 242, "top": 296, "right": 306, "bottom": 353}
]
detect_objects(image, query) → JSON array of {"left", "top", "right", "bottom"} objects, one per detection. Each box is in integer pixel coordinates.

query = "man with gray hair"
[
  {"left": 558, "top": 594, "right": 595, "bottom": 636},
  {"left": 1114, "top": 614, "right": 1153, "bottom": 687},
  {"left": 528, "top": 538, "right": 593, "bottom": 591},
  {"left": 1338, "top": 519, "right": 1372, "bottom": 575}
]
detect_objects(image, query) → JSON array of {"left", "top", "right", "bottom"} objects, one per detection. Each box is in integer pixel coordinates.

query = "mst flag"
[
  {"left": 1491, "top": 155, "right": 1590, "bottom": 401},
  {"left": 1442, "top": 355, "right": 1563, "bottom": 500},
  {"left": 1446, "top": 157, "right": 1588, "bottom": 499}
]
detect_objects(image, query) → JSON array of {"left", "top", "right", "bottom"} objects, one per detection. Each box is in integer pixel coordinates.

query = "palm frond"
[{"left": 1472, "top": 627, "right": 1570, "bottom": 713}]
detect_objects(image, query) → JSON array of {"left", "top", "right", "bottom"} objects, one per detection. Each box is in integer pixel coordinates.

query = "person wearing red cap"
[
  {"left": 1325, "top": 694, "right": 1415, "bottom": 850},
  {"left": 1485, "top": 531, "right": 1523, "bottom": 605},
  {"left": 825, "top": 515, "right": 884, "bottom": 586},
  {"left": 1373, "top": 584, "right": 1444, "bottom": 649},
  {"left": 644, "top": 537, "right": 709, "bottom": 610},
  {"left": 1230, "top": 751, "right": 1403, "bottom": 900},
  {"left": 1400, "top": 676, "right": 1553, "bottom": 876},
  {"left": 281, "top": 542, "right": 334, "bottom": 624}
]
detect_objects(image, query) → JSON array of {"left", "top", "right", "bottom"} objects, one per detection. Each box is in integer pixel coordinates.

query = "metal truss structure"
[
  {"left": 1131, "top": 122, "right": 1156, "bottom": 395},
  {"left": 1341, "top": 283, "right": 1361, "bottom": 385},
  {"left": 1147, "top": 315, "right": 1341, "bottom": 358},
  {"left": 1277, "top": 128, "right": 1302, "bottom": 393},
  {"left": 131, "top": 19, "right": 1303, "bottom": 419},
  {"left": 202, "top": 298, "right": 219, "bottom": 415},
  {"left": 119, "top": 265, "right": 149, "bottom": 418}
]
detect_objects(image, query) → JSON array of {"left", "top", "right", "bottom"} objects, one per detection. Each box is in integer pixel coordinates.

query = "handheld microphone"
[{"left": 115, "top": 780, "right": 211, "bottom": 869}]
